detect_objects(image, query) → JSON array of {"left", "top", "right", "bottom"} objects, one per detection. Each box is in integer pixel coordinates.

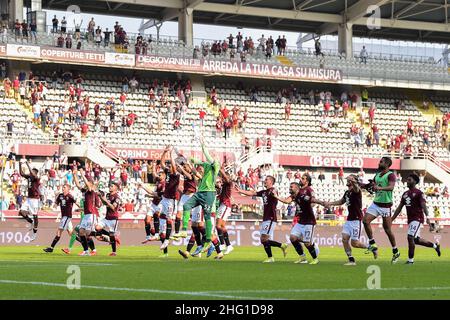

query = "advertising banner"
[{"left": 6, "top": 44, "right": 41, "bottom": 59}]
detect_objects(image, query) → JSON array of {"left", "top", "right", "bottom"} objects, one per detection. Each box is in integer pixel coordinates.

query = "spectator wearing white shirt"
[{"left": 360, "top": 46, "right": 368, "bottom": 64}]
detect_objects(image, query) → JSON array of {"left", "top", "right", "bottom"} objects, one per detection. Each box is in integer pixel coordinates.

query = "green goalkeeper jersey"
[{"left": 191, "top": 143, "right": 220, "bottom": 192}]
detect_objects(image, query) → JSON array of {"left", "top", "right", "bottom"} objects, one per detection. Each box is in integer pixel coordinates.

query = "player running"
[
  {"left": 215, "top": 168, "right": 234, "bottom": 255},
  {"left": 43, "top": 184, "right": 78, "bottom": 253},
  {"left": 18, "top": 158, "right": 41, "bottom": 241},
  {"left": 96, "top": 181, "right": 122, "bottom": 256},
  {"left": 362, "top": 157, "right": 399, "bottom": 263},
  {"left": 73, "top": 167, "right": 100, "bottom": 256},
  {"left": 158, "top": 146, "right": 180, "bottom": 257},
  {"left": 325, "top": 175, "right": 369, "bottom": 265},
  {"left": 392, "top": 173, "right": 441, "bottom": 264},
  {"left": 236, "top": 175, "right": 287, "bottom": 263},
  {"left": 275, "top": 174, "right": 323, "bottom": 265}
]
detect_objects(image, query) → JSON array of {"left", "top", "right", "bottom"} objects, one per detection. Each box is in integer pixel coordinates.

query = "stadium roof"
[{"left": 41, "top": 0, "right": 450, "bottom": 43}]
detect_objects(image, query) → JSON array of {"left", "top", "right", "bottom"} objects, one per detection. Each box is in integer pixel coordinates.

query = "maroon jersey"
[
  {"left": 295, "top": 187, "right": 316, "bottom": 225},
  {"left": 56, "top": 193, "right": 76, "bottom": 218},
  {"left": 343, "top": 190, "right": 362, "bottom": 221},
  {"left": 256, "top": 188, "right": 278, "bottom": 222},
  {"left": 105, "top": 193, "right": 122, "bottom": 220},
  {"left": 24, "top": 174, "right": 40, "bottom": 199},
  {"left": 81, "top": 188, "right": 99, "bottom": 216},
  {"left": 401, "top": 188, "right": 426, "bottom": 224},
  {"left": 163, "top": 170, "right": 180, "bottom": 199},
  {"left": 152, "top": 180, "right": 165, "bottom": 205},
  {"left": 219, "top": 181, "right": 232, "bottom": 208},
  {"left": 183, "top": 175, "right": 197, "bottom": 194}
]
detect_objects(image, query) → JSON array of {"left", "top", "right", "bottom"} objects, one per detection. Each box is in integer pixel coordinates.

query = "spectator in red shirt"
[
  {"left": 120, "top": 168, "right": 128, "bottom": 187},
  {"left": 132, "top": 161, "right": 141, "bottom": 180},
  {"left": 368, "top": 104, "right": 375, "bottom": 125},
  {"left": 80, "top": 123, "right": 89, "bottom": 138},
  {"left": 199, "top": 107, "right": 206, "bottom": 127},
  {"left": 342, "top": 100, "right": 349, "bottom": 119},
  {"left": 407, "top": 118, "right": 413, "bottom": 135},
  {"left": 338, "top": 166, "right": 344, "bottom": 185},
  {"left": 124, "top": 200, "right": 134, "bottom": 212},
  {"left": 324, "top": 100, "right": 331, "bottom": 116},
  {"left": 221, "top": 105, "right": 229, "bottom": 119},
  {"left": 284, "top": 102, "right": 291, "bottom": 120}
]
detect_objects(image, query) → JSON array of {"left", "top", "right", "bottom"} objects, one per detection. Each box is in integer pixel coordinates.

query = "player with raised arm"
[
  {"left": 96, "top": 181, "right": 122, "bottom": 256},
  {"left": 172, "top": 159, "right": 197, "bottom": 240},
  {"left": 142, "top": 161, "right": 165, "bottom": 243},
  {"left": 325, "top": 174, "right": 369, "bottom": 265},
  {"left": 236, "top": 175, "right": 287, "bottom": 263},
  {"left": 176, "top": 137, "right": 223, "bottom": 258},
  {"left": 216, "top": 167, "right": 234, "bottom": 255},
  {"left": 178, "top": 164, "right": 207, "bottom": 259},
  {"left": 392, "top": 173, "right": 441, "bottom": 264},
  {"left": 158, "top": 146, "right": 180, "bottom": 257},
  {"left": 73, "top": 167, "right": 100, "bottom": 256},
  {"left": 362, "top": 157, "right": 399, "bottom": 263},
  {"left": 43, "top": 183, "right": 78, "bottom": 252},
  {"left": 18, "top": 158, "right": 41, "bottom": 241},
  {"left": 275, "top": 174, "right": 323, "bottom": 265}
]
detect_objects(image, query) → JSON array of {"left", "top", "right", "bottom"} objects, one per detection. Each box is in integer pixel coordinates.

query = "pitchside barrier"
[{"left": 0, "top": 212, "right": 447, "bottom": 247}]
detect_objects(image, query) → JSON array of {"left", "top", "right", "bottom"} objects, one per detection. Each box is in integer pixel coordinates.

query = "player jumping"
[
  {"left": 43, "top": 183, "right": 78, "bottom": 253},
  {"left": 215, "top": 167, "right": 234, "bottom": 255},
  {"left": 73, "top": 167, "right": 100, "bottom": 256},
  {"left": 362, "top": 157, "right": 399, "bottom": 263},
  {"left": 177, "top": 137, "right": 223, "bottom": 259},
  {"left": 275, "top": 174, "right": 323, "bottom": 265},
  {"left": 392, "top": 173, "right": 441, "bottom": 264},
  {"left": 325, "top": 175, "right": 369, "bottom": 265},
  {"left": 96, "top": 181, "right": 122, "bottom": 256},
  {"left": 158, "top": 146, "right": 180, "bottom": 257},
  {"left": 236, "top": 175, "right": 287, "bottom": 263},
  {"left": 18, "top": 158, "right": 41, "bottom": 241}
]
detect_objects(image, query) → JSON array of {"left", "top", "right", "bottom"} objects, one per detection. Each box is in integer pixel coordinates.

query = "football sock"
[
  {"left": 223, "top": 231, "right": 231, "bottom": 246},
  {"left": 263, "top": 241, "right": 272, "bottom": 258},
  {"left": 145, "top": 224, "right": 151, "bottom": 236},
  {"left": 307, "top": 243, "right": 318, "bottom": 259},
  {"left": 187, "top": 234, "right": 195, "bottom": 252},
  {"left": 175, "top": 217, "right": 181, "bottom": 233},
  {"left": 110, "top": 235, "right": 116, "bottom": 252},
  {"left": 79, "top": 235, "right": 89, "bottom": 251},
  {"left": 216, "top": 227, "right": 224, "bottom": 245},
  {"left": 192, "top": 226, "right": 202, "bottom": 246},
  {"left": 212, "top": 238, "right": 221, "bottom": 253},
  {"left": 50, "top": 236, "right": 60, "bottom": 248},
  {"left": 292, "top": 240, "right": 304, "bottom": 256}
]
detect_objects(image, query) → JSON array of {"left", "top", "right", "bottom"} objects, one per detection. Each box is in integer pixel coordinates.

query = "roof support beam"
[
  {"left": 195, "top": 2, "right": 342, "bottom": 23},
  {"left": 106, "top": 0, "right": 183, "bottom": 9},
  {"left": 394, "top": 0, "right": 425, "bottom": 19}
]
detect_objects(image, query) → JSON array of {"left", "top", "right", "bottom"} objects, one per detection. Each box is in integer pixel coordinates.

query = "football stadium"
[{"left": 0, "top": 0, "right": 450, "bottom": 303}]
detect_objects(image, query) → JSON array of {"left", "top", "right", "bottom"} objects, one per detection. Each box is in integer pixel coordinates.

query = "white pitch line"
[
  {"left": 208, "top": 286, "right": 450, "bottom": 294},
  {"left": 0, "top": 280, "right": 282, "bottom": 300},
  {"left": 0, "top": 260, "right": 114, "bottom": 266}
]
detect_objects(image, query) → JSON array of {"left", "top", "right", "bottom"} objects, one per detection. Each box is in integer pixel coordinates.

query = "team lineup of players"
[{"left": 17, "top": 142, "right": 442, "bottom": 264}]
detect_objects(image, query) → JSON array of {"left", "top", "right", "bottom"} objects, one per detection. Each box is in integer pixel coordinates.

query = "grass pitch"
[{"left": 0, "top": 245, "right": 448, "bottom": 300}]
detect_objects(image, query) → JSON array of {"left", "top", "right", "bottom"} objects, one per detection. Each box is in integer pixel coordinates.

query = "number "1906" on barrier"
[{"left": 0, "top": 232, "right": 32, "bottom": 244}]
